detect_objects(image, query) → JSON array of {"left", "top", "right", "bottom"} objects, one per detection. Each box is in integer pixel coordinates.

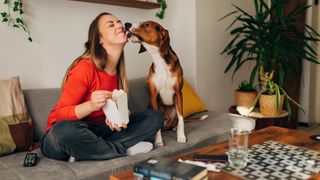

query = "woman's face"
[{"left": 98, "top": 15, "right": 127, "bottom": 47}]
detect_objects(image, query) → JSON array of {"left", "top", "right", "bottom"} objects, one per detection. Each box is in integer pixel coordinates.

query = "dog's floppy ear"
[
  {"left": 160, "top": 29, "right": 170, "bottom": 54},
  {"left": 139, "top": 45, "right": 147, "bottom": 53}
]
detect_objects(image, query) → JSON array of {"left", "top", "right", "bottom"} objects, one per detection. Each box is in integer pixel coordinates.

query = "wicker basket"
[
  {"left": 259, "top": 94, "right": 284, "bottom": 116},
  {"left": 234, "top": 90, "right": 257, "bottom": 107}
]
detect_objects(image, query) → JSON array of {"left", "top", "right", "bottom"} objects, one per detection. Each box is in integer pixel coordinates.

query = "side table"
[{"left": 229, "top": 105, "right": 289, "bottom": 130}]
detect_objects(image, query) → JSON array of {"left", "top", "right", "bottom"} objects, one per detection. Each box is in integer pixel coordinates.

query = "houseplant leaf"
[{"left": 275, "top": 83, "right": 281, "bottom": 111}]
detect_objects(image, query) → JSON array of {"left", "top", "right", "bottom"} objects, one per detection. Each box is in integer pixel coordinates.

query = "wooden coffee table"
[{"left": 110, "top": 126, "right": 320, "bottom": 180}]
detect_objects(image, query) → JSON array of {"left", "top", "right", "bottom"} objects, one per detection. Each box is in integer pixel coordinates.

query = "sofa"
[{"left": 0, "top": 78, "right": 255, "bottom": 180}]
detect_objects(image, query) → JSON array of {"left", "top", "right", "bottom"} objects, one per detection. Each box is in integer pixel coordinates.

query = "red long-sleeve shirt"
[{"left": 46, "top": 58, "right": 119, "bottom": 131}]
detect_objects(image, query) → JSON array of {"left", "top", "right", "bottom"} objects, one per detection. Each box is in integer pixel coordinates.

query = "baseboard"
[{"left": 298, "top": 122, "right": 310, "bottom": 127}]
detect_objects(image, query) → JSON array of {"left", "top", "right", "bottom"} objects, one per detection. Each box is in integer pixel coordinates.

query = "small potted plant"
[
  {"left": 249, "top": 67, "right": 304, "bottom": 117},
  {"left": 235, "top": 80, "right": 257, "bottom": 108}
]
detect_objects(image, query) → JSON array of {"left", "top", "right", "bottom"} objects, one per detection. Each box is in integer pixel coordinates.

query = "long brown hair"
[{"left": 61, "top": 12, "right": 128, "bottom": 93}]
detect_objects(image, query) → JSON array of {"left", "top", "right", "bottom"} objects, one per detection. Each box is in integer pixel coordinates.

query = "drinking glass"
[{"left": 227, "top": 128, "right": 249, "bottom": 168}]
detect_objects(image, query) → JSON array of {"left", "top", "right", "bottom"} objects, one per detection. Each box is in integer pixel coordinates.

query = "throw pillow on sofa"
[
  {"left": 182, "top": 78, "right": 207, "bottom": 118},
  {"left": 0, "top": 76, "right": 33, "bottom": 156}
]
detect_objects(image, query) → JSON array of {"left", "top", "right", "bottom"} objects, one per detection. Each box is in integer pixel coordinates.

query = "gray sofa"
[{"left": 0, "top": 78, "right": 255, "bottom": 180}]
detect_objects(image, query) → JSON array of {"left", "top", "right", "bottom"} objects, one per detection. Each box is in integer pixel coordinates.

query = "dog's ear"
[
  {"left": 160, "top": 29, "right": 170, "bottom": 54},
  {"left": 139, "top": 45, "right": 147, "bottom": 53}
]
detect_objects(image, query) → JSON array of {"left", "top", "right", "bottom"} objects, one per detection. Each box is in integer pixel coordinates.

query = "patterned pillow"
[{"left": 0, "top": 76, "right": 33, "bottom": 156}]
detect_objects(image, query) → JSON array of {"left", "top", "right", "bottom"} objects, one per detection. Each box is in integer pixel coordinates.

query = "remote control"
[
  {"left": 310, "top": 135, "right": 320, "bottom": 142},
  {"left": 23, "top": 153, "right": 37, "bottom": 167}
]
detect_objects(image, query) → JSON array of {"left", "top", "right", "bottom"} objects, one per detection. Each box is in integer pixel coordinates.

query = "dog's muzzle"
[
  {"left": 124, "top": 22, "right": 144, "bottom": 42},
  {"left": 124, "top": 22, "right": 133, "bottom": 38}
]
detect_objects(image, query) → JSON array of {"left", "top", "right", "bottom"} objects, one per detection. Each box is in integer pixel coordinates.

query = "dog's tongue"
[{"left": 139, "top": 45, "right": 146, "bottom": 53}]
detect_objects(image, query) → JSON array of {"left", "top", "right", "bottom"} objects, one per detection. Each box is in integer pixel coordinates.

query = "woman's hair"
[{"left": 61, "top": 12, "right": 128, "bottom": 93}]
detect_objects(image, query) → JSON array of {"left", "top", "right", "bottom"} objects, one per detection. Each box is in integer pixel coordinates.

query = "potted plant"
[
  {"left": 249, "top": 67, "right": 304, "bottom": 118},
  {"left": 220, "top": 0, "right": 319, "bottom": 86},
  {"left": 1, "top": 0, "right": 32, "bottom": 41},
  {"left": 235, "top": 80, "right": 257, "bottom": 108}
]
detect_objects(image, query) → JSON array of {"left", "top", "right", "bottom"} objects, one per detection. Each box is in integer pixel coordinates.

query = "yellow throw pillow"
[{"left": 182, "top": 79, "right": 207, "bottom": 118}]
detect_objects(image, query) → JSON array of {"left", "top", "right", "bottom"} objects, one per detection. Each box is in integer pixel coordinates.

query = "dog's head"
[{"left": 125, "top": 21, "right": 170, "bottom": 54}]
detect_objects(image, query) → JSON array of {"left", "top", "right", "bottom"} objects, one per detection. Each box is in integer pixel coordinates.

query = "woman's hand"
[
  {"left": 105, "top": 119, "right": 127, "bottom": 131},
  {"left": 90, "top": 90, "right": 112, "bottom": 111}
]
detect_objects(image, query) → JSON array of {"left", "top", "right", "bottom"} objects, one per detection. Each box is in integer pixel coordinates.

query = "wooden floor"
[{"left": 298, "top": 124, "right": 320, "bottom": 134}]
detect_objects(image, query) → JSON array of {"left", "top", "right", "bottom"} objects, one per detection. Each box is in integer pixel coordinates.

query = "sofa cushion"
[
  {"left": 0, "top": 76, "right": 33, "bottom": 155},
  {"left": 0, "top": 111, "right": 255, "bottom": 180},
  {"left": 23, "top": 88, "right": 60, "bottom": 142},
  {"left": 127, "top": 78, "right": 150, "bottom": 113}
]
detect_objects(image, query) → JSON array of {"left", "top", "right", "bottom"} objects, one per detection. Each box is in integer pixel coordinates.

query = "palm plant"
[{"left": 220, "top": 0, "right": 320, "bottom": 86}]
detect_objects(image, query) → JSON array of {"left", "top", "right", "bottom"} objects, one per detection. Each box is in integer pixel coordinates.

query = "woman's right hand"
[{"left": 90, "top": 90, "right": 112, "bottom": 111}]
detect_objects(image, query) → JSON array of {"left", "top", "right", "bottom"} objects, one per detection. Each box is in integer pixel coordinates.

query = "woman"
[{"left": 40, "top": 12, "right": 163, "bottom": 161}]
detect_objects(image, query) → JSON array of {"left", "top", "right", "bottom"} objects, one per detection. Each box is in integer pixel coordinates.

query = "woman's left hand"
[{"left": 105, "top": 119, "right": 127, "bottom": 131}]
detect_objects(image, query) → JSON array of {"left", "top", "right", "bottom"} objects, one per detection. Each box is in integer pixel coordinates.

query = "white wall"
[
  {"left": 299, "top": 0, "right": 313, "bottom": 124},
  {"left": 316, "top": 3, "right": 320, "bottom": 123},
  {"left": 310, "top": 1, "right": 320, "bottom": 124},
  {"left": 300, "top": 0, "right": 320, "bottom": 124},
  {"left": 1, "top": 0, "right": 253, "bottom": 113},
  {"left": 196, "top": 0, "right": 254, "bottom": 112},
  {"left": 0, "top": 0, "right": 196, "bottom": 89}
]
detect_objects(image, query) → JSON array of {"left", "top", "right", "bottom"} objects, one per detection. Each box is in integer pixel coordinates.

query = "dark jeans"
[{"left": 40, "top": 110, "right": 163, "bottom": 161}]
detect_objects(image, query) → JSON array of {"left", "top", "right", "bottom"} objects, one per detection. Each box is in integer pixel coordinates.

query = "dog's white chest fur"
[{"left": 144, "top": 43, "right": 176, "bottom": 106}]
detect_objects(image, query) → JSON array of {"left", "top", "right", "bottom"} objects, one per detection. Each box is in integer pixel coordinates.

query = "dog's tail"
[{"left": 184, "top": 114, "right": 209, "bottom": 123}]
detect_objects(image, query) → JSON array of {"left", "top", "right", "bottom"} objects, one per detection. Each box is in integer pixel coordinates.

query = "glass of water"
[{"left": 227, "top": 128, "right": 249, "bottom": 168}]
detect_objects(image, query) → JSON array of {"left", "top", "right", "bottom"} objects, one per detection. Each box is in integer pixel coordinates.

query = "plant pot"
[
  {"left": 235, "top": 90, "right": 257, "bottom": 107},
  {"left": 259, "top": 94, "right": 284, "bottom": 116}
]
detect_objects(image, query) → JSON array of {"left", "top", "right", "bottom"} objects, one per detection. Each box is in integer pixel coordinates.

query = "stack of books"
[{"left": 133, "top": 157, "right": 208, "bottom": 180}]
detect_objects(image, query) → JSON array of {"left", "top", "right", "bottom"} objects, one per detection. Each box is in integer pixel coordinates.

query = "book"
[
  {"left": 134, "top": 157, "right": 208, "bottom": 180},
  {"left": 102, "top": 89, "right": 129, "bottom": 128}
]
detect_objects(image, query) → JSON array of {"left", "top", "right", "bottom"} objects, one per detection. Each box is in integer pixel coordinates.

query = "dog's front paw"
[
  {"left": 155, "top": 130, "right": 164, "bottom": 147},
  {"left": 155, "top": 141, "right": 164, "bottom": 147},
  {"left": 177, "top": 135, "right": 187, "bottom": 143}
]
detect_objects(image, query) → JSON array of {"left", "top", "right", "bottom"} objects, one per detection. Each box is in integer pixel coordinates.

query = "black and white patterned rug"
[{"left": 215, "top": 141, "right": 320, "bottom": 180}]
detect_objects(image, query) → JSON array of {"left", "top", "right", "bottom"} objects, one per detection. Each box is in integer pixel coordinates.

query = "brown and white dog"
[{"left": 125, "top": 21, "right": 186, "bottom": 146}]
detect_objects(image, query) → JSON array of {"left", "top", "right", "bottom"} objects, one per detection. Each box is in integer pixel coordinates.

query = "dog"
[{"left": 125, "top": 21, "right": 186, "bottom": 146}]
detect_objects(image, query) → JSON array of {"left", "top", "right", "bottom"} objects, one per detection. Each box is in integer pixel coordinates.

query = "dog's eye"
[{"left": 156, "top": 26, "right": 161, "bottom": 31}]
